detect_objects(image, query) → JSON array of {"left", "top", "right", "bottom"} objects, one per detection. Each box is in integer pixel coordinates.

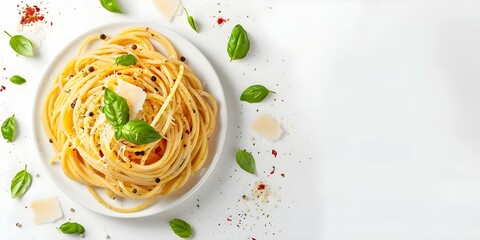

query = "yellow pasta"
[{"left": 41, "top": 27, "right": 217, "bottom": 213}]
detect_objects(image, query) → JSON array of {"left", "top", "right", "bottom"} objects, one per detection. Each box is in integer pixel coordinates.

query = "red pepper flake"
[
  {"left": 281, "top": 173, "right": 285, "bottom": 178},
  {"left": 19, "top": 4, "right": 46, "bottom": 26},
  {"left": 252, "top": 238, "right": 256, "bottom": 240},
  {"left": 257, "top": 184, "right": 266, "bottom": 190},
  {"left": 217, "top": 17, "right": 227, "bottom": 25},
  {"left": 226, "top": 218, "right": 232, "bottom": 221},
  {"left": 270, "top": 166, "right": 275, "bottom": 175},
  {"left": 272, "top": 149, "right": 277, "bottom": 158},
  {"left": 0, "top": 85, "right": 6, "bottom": 92}
]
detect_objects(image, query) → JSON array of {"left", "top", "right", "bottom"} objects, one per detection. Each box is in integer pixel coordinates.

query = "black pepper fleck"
[
  {"left": 89, "top": 112, "right": 94, "bottom": 117},
  {"left": 100, "top": 34, "right": 107, "bottom": 40},
  {"left": 88, "top": 66, "right": 94, "bottom": 72},
  {"left": 180, "top": 56, "right": 186, "bottom": 62},
  {"left": 155, "top": 178, "right": 161, "bottom": 183},
  {"left": 132, "top": 188, "right": 137, "bottom": 193},
  {"left": 151, "top": 76, "right": 157, "bottom": 82},
  {"left": 132, "top": 44, "right": 137, "bottom": 50}
]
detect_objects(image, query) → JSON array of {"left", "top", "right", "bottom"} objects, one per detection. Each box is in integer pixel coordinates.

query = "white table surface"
[{"left": 1, "top": 0, "right": 480, "bottom": 239}]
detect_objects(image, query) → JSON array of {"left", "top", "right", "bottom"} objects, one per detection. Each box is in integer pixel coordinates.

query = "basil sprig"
[
  {"left": 11, "top": 165, "right": 32, "bottom": 198},
  {"left": 10, "top": 75, "right": 26, "bottom": 85},
  {"left": 102, "top": 88, "right": 162, "bottom": 145},
  {"left": 115, "top": 54, "right": 137, "bottom": 66},
  {"left": 183, "top": 7, "right": 198, "bottom": 32},
  {"left": 59, "top": 222, "right": 85, "bottom": 235},
  {"left": 2, "top": 114, "right": 15, "bottom": 142},
  {"left": 227, "top": 24, "right": 250, "bottom": 61},
  {"left": 4, "top": 31, "right": 34, "bottom": 56},
  {"left": 119, "top": 120, "right": 162, "bottom": 145},
  {"left": 240, "top": 85, "right": 275, "bottom": 103},
  {"left": 236, "top": 148, "right": 256, "bottom": 174},
  {"left": 169, "top": 218, "right": 193, "bottom": 238},
  {"left": 99, "top": 0, "right": 122, "bottom": 13}
]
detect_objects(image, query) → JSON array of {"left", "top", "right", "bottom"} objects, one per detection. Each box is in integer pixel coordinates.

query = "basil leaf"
[
  {"left": 120, "top": 120, "right": 162, "bottom": 145},
  {"left": 188, "top": 16, "right": 198, "bottom": 32},
  {"left": 169, "top": 218, "right": 192, "bottom": 238},
  {"left": 59, "top": 222, "right": 85, "bottom": 234},
  {"left": 11, "top": 165, "right": 32, "bottom": 198},
  {"left": 10, "top": 75, "right": 26, "bottom": 85},
  {"left": 103, "top": 88, "right": 129, "bottom": 127},
  {"left": 236, "top": 148, "right": 256, "bottom": 174},
  {"left": 115, "top": 54, "right": 137, "bottom": 66},
  {"left": 99, "top": 0, "right": 122, "bottom": 13},
  {"left": 227, "top": 24, "right": 250, "bottom": 61},
  {"left": 2, "top": 114, "right": 15, "bottom": 142},
  {"left": 4, "top": 31, "right": 34, "bottom": 56},
  {"left": 183, "top": 7, "right": 198, "bottom": 32},
  {"left": 240, "top": 85, "right": 275, "bottom": 103}
]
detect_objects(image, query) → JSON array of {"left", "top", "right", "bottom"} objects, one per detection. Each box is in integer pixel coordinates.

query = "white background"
[{"left": 1, "top": 0, "right": 480, "bottom": 239}]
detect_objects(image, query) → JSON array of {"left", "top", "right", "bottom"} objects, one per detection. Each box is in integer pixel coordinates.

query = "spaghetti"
[{"left": 41, "top": 27, "right": 217, "bottom": 213}]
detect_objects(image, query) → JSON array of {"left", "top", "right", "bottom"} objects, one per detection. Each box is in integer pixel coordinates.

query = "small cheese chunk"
[
  {"left": 152, "top": 0, "right": 182, "bottom": 22},
  {"left": 252, "top": 114, "right": 283, "bottom": 142},
  {"left": 31, "top": 197, "right": 63, "bottom": 224},
  {"left": 116, "top": 79, "right": 147, "bottom": 119}
]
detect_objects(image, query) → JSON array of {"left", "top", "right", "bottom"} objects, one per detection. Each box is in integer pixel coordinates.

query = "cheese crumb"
[
  {"left": 251, "top": 114, "right": 283, "bottom": 142},
  {"left": 31, "top": 197, "right": 63, "bottom": 224}
]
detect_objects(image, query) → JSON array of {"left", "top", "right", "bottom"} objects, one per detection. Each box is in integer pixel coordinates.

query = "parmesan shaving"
[
  {"left": 31, "top": 197, "right": 63, "bottom": 224},
  {"left": 251, "top": 114, "right": 283, "bottom": 142},
  {"left": 152, "top": 0, "right": 182, "bottom": 22},
  {"left": 115, "top": 79, "right": 147, "bottom": 119}
]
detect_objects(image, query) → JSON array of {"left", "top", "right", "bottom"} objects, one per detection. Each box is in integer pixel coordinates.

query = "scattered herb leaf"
[
  {"left": 240, "top": 85, "right": 275, "bottom": 103},
  {"left": 2, "top": 114, "right": 15, "bottom": 142},
  {"left": 227, "top": 24, "right": 250, "bottom": 61},
  {"left": 99, "top": 0, "right": 122, "bottom": 13},
  {"left": 10, "top": 75, "right": 26, "bottom": 85},
  {"left": 59, "top": 222, "right": 85, "bottom": 235},
  {"left": 183, "top": 7, "right": 198, "bottom": 32},
  {"left": 236, "top": 148, "right": 256, "bottom": 174},
  {"left": 10, "top": 165, "right": 32, "bottom": 198},
  {"left": 169, "top": 218, "right": 193, "bottom": 238},
  {"left": 4, "top": 31, "right": 34, "bottom": 56}
]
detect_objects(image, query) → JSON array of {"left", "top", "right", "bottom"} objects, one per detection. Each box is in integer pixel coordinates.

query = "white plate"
[{"left": 32, "top": 22, "right": 227, "bottom": 218}]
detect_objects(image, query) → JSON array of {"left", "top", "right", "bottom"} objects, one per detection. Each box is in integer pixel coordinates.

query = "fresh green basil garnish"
[
  {"left": 103, "top": 88, "right": 129, "bottom": 128},
  {"left": 236, "top": 148, "right": 256, "bottom": 174},
  {"left": 183, "top": 7, "right": 198, "bottom": 32},
  {"left": 240, "top": 85, "right": 275, "bottom": 103},
  {"left": 99, "top": 0, "right": 122, "bottom": 13},
  {"left": 115, "top": 54, "right": 137, "bottom": 66},
  {"left": 102, "top": 88, "right": 161, "bottom": 144},
  {"left": 59, "top": 222, "right": 85, "bottom": 235},
  {"left": 120, "top": 120, "right": 162, "bottom": 145},
  {"left": 227, "top": 24, "right": 250, "bottom": 61},
  {"left": 4, "top": 31, "right": 34, "bottom": 56},
  {"left": 11, "top": 165, "right": 32, "bottom": 199},
  {"left": 1, "top": 114, "right": 15, "bottom": 142},
  {"left": 10, "top": 75, "right": 26, "bottom": 85},
  {"left": 169, "top": 218, "right": 193, "bottom": 238}
]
